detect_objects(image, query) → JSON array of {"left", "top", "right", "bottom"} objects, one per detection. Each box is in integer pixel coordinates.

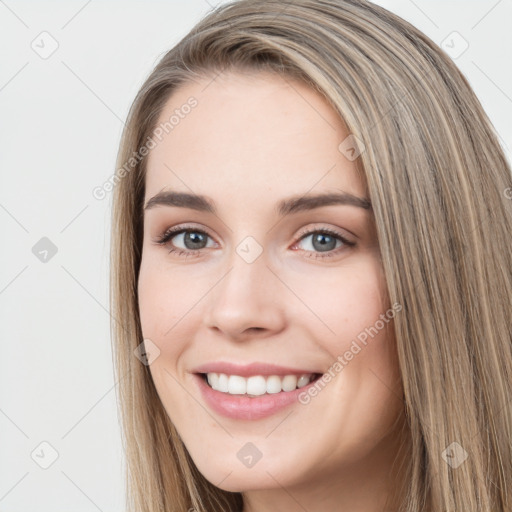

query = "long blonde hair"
[{"left": 110, "top": 1, "right": 512, "bottom": 510}]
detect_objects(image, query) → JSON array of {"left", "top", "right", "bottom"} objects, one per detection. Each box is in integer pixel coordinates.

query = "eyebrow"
[{"left": 143, "top": 190, "right": 372, "bottom": 216}]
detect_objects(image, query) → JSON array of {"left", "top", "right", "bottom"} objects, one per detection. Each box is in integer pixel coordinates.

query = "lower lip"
[{"left": 193, "top": 373, "right": 319, "bottom": 421}]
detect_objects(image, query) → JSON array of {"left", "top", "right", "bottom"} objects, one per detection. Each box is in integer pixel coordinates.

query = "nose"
[{"left": 203, "top": 253, "right": 286, "bottom": 341}]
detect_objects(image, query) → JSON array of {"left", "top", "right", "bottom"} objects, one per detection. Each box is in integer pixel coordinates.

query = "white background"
[{"left": 1, "top": 1, "right": 511, "bottom": 510}]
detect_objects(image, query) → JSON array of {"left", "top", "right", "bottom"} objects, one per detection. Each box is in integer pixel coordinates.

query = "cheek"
[
  {"left": 288, "top": 254, "right": 389, "bottom": 343},
  {"left": 137, "top": 257, "right": 202, "bottom": 342},
  {"left": 291, "top": 256, "right": 401, "bottom": 398},
  {"left": 137, "top": 262, "right": 194, "bottom": 415},
  {"left": 137, "top": 262, "right": 189, "bottom": 388}
]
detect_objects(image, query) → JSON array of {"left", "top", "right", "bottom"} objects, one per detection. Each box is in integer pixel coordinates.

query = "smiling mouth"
[{"left": 199, "top": 372, "right": 322, "bottom": 397}]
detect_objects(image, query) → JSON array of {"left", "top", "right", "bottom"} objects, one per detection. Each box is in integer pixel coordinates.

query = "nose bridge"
[{"left": 203, "top": 243, "right": 285, "bottom": 338}]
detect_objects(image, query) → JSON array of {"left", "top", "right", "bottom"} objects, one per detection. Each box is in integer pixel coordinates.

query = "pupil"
[
  {"left": 185, "top": 232, "right": 206, "bottom": 249},
  {"left": 313, "top": 233, "right": 335, "bottom": 252}
]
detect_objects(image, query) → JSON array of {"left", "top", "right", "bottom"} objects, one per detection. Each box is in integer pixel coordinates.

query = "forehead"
[{"left": 144, "top": 70, "right": 366, "bottom": 208}]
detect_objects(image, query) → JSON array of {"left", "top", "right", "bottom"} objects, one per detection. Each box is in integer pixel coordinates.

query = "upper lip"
[{"left": 191, "top": 361, "right": 320, "bottom": 377}]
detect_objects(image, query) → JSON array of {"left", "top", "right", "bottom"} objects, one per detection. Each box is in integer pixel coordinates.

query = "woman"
[{"left": 110, "top": 1, "right": 512, "bottom": 510}]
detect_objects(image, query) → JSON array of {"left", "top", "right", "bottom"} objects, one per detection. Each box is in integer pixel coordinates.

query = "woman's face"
[{"left": 138, "top": 70, "right": 404, "bottom": 497}]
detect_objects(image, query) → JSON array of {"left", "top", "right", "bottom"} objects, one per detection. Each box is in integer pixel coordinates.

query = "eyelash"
[{"left": 153, "top": 224, "right": 356, "bottom": 260}]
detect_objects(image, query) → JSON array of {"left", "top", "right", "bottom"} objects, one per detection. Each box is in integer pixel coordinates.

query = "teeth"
[
  {"left": 205, "top": 372, "right": 316, "bottom": 395},
  {"left": 228, "top": 375, "right": 246, "bottom": 394},
  {"left": 297, "top": 375, "right": 311, "bottom": 388},
  {"left": 246, "top": 375, "right": 267, "bottom": 395},
  {"left": 282, "top": 375, "right": 298, "bottom": 391},
  {"left": 217, "top": 373, "right": 228, "bottom": 392}
]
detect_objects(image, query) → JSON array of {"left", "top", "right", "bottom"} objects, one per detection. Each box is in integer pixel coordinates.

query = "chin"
[{"left": 193, "top": 456, "right": 296, "bottom": 492}]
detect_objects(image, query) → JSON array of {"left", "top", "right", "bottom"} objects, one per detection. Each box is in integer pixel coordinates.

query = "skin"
[{"left": 138, "top": 70, "right": 406, "bottom": 512}]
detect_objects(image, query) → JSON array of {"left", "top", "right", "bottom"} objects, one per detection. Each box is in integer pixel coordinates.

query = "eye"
[
  {"left": 292, "top": 227, "right": 355, "bottom": 259},
  {"left": 153, "top": 224, "right": 216, "bottom": 258},
  {"left": 153, "top": 224, "right": 355, "bottom": 259}
]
